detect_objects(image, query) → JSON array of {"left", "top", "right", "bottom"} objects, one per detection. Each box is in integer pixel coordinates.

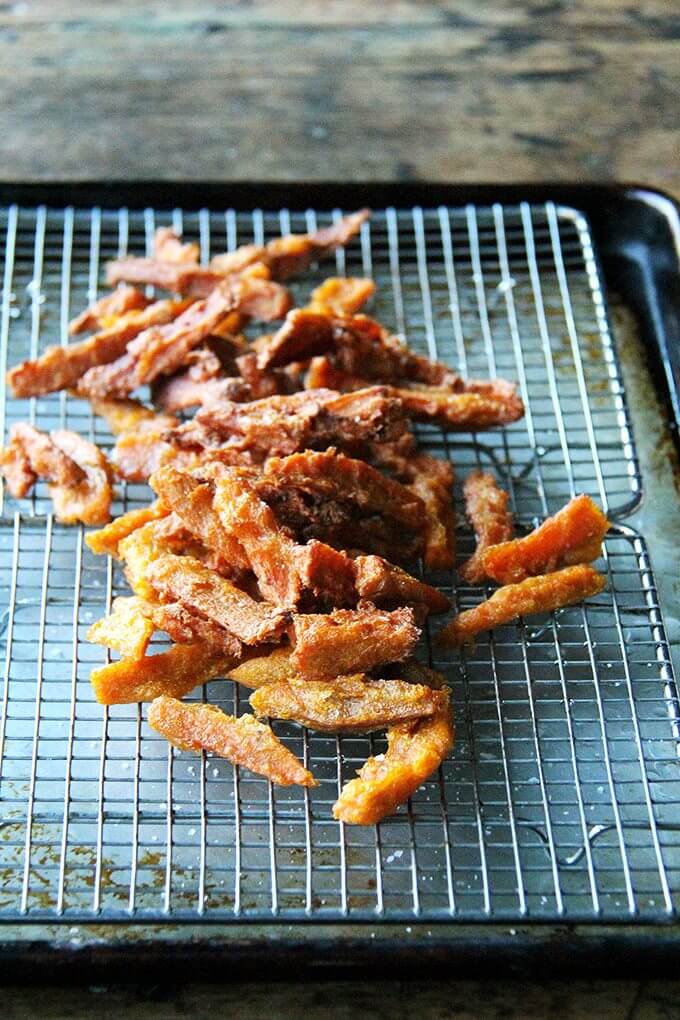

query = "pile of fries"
[{"left": 0, "top": 209, "right": 609, "bottom": 823}]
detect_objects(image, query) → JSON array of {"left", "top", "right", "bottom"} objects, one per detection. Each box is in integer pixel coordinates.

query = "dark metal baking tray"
[{"left": 0, "top": 182, "right": 677, "bottom": 978}]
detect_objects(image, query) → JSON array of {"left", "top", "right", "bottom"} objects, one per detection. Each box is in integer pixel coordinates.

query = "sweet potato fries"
[{"left": 0, "top": 206, "right": 609, "bottom": 825}]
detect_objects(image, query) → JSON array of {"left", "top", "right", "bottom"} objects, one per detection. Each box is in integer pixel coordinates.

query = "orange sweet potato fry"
[
  {"left": 406, "top": 454, "right": 455, "bottom": 571},
  {"left": 333, "top": 696, "right": 454, "bottom": 824},
  {"left": 393, "top": 387, "right": 524, "bottom": 430},
  {"left": 87, "top": 596, "right": 155, "bottom": 659},
  {"left": 290, "top": 606, "right": 419, "bottom": 680},
  {"left": 147, "top": 696, "right": 317, "bottom": 787},
  {"left": 481, "top": 494, "right": 609, "bottom": 584},
  {"left": 460, "top": 470, "right": 514, "bottom": 584},
  {"left": 143, "top": 601, "right": 243, "bottom": 657},
  {"left": 90, "top": 643, "right": 236, "bottom": 705},
  {"left": 250, "top": 674, "right": 447, "bottom": 733},
  {"left": 440, "top": 563, "right": 606, "bottom": 646},
  {"left": 308, "top": 277, "right": 375, "bottom": 315},
  {"left": 226, "top": 646, "right": 295, "bottom": 689},
  {"left": 86, "top": 503, "right": 168, "bottom": 558}
]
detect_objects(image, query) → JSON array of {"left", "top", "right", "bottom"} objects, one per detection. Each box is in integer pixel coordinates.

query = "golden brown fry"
[
  {"left": 86, "top": 394, "right": 178, "bottom": 437},
  {"left": 87, "top": 596, "right": 155, "bottom": 659},
  {"left": 213, "top": 471, "right": 301, "bottom": 607},
  {"left": 308, "top": 277, "right": 375, "bottom": 315},
  {"left": 290, "top": 606, "right": 419, "bottom": 680},
  {"left": 90, "top": 643, "right": 235, "bottom": 705},
  {"left": 393, "top": 387, "right": 524, "bottom": 430},
  {"left": 85, "top": 503, "right": 168, "bottom": 558},
  {"left": 149, "top": 466, "right": 250, "bottom": 577},
  {"left": 147, "top": 696, "right": 317, "bottom": 787},
  {"left": 333, "top": 696, "right": 454, "bottom": 824},
  {"left": 118, "top": 520, "right": 166, "bottom": 598},
  {"left": 68, "top": 285, "right": 150, "bottom": 335},
  {"left": 440, "top": 564, "right": 606, "bottom": 646},
  {"left": 145, "top": 552, "right": 289, "bottom": 645},
  {"left": 407, "top": 454, "right": 455, "bottom": 571},
  {"left": 481, "top": 494, "right": 609, "bottom": 584},
  {"left": 226, "top": 646, "right": 295, "bottom": 689},
  {"left": 353, "top": 555, "right": 450, "bottom": 615},
  {"left": 250, "top": 674, "right": 447, "bottom": 732},
  {"left": 460, "top": 470, "right": 514, "bottom": 584}
]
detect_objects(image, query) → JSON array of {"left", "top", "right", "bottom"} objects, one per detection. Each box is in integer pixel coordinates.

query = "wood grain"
[{"left": 0, "top": 1, "right": 677, "bottom": 196}]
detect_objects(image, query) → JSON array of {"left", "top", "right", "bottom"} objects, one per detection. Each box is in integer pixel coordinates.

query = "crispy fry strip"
[
  {"left": 147, "top": 696, "right": 317, "bottom": 787},
  {"left": 213, "top": 471, "right": 302, "bottom": 607},
  {"left": 392, "top": 386, "right": 525, "bottom": 429},
  {"left": 333, "top": 698, "right": 454, "bottom": 824},
  {"left": 210, "top": 210, "right": 369, "bottom": 281},
  {"left": 290, "top": 606, "right": 419, "bottom": 680},
  {"left": 481, "top": 494, "right": 609, "bottom": 584},
  {"left": 226, "top": 646, "right": 295, "bottom": 689},
  {"left": 8, "top": 299, "right": 190, "bottom": 397},
  {"left": 86, "top": 394, "right": 178, "bottom": 436},
  {"left": 308, "top": 277, "right": 375, "bottom": 315},
  {"left": 263, "top": 448, "right": 424, "bottom": 528},
  {"left": 292, "top": 540, "right": 358, "bottom": 608},
  {"left": 460, "top": 471, "right": 514, "bottom": 584},
  {"left": 407, "top": 454, "right": 455, "bottom": 571},
  {"left": 142, "top": 601, "right": 243, "bottom": 657},
  {"left": 440, "top": 564, "right": 606, "bottom": 646},
  {"left": 69, "top": 285, "right": 150, "bottom": 335},
  {"left": 146, "top": 552, "right": 289, "bottom": 645},
  {"left": 149, "top": 466, "right": 251, "bottom": 576},
  {"left": 86, "top": 504, "right": 168, "bottom": 558},
  {"left": 353, "top": 555, "right": 450, "bottom": 614},
  {"left": 251, "top": 674, "right": 447, "bottom": 733},
  {"left": 90, "top": 643, "right": 235, "bottom": 705},
  {"left": 87, "top": 597, "right": 155, "bottom": 659},
  {"left": 0, "top": 424, "right": 113, "bottom": 524}
]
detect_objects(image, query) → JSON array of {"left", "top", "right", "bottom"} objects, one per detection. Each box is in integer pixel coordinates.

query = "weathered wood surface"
[{"left": 0, "top": 1, "right": 677, "bottom": 196}]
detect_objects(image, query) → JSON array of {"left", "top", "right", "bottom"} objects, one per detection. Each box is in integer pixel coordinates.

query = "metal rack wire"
[{"left": 0, "top": 200, "right": 677, "bottom": 924}]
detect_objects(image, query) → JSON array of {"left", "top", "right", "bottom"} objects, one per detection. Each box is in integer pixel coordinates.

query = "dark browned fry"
[
  {"left": 440, "top": 564, "right": 606, "bottom": 646},
  {"left": 147, "top": 696, "right": 317, "bottom": 787},
  {"left": 8, "top": 299, "right": 190, "bottom": 398},
  {"left": 353, "top": 555, "right": 450, "bottom": 614},
  {"left": 263, "top": 448, "right": 424, "bottom": 529},
  {"left": 460, "top": 470, "right": 514, "bottom": 584},
  {"left": 145, "top": 552, "right": 289, "bottom": 645},
  {"left": 0, "top": 423, "right": 113, "bottom": 524},
  {"left": 333, "top": 698, "right": 454, "bottom": 824},
  {"left": 481, "top": 494, "right": 609, "bottom": 584},
  {"left": 290, "top": 606, "right": 419, "bottom": 680},
  {"left": 69, "top": 285, "right": 150, "bottom": 335},
  {"left": 169, "top": 386, "right": 407, "bottom": 463},
  {"left": 251, "top": 674, "right": 447, "bottom": 732},
  {"left": 90, "top": 644, "right": 235, "bottom": 705}
]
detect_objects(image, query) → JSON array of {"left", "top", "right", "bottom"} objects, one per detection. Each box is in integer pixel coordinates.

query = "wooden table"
[
  {"left": 1, "top": 2, "right": 679, "bottom": 1016},
  {"left": 0, "top": 1, "right": 677, "bottom": 198}
]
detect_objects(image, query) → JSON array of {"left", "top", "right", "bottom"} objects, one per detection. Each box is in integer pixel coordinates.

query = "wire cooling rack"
[{"left": 0, "top": 199, "right": 677, "bottom": 926}]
